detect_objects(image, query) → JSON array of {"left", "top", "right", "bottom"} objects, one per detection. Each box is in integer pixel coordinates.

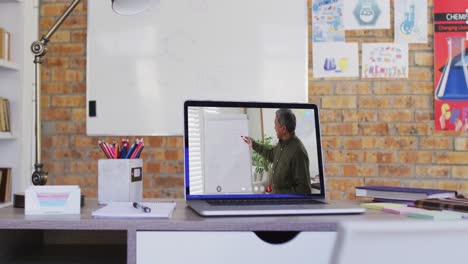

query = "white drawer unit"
[{"left": 136, "top": 231, "right": 336, "bottom": 264}]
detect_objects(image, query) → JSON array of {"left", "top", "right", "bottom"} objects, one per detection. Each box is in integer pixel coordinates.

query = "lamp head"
[{"left": 111, "top": 0, "right": 154, "bottom": 15}]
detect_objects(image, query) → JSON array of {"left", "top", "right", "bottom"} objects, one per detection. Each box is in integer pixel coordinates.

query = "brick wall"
[{"left": 39, "top": 0, "right": 468, "bottom": 200}]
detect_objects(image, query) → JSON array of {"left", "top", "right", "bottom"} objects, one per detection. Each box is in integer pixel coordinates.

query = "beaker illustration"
[{"left": 435, "top": 37, "right": 468, "bottom": 101}]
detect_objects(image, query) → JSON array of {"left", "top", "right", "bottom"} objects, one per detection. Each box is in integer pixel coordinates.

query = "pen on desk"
[{"left": 133, "top": 202, "right": 151, "bottom": 213}]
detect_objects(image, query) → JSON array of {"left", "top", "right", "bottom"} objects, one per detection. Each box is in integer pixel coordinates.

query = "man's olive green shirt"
[{"left": 252, "top": 135, "right": 311, "bottom": 194}]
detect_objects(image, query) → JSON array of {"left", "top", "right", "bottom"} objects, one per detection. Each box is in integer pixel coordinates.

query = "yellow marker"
[{"left": 337, "top": 57, "right": 349, "bottom": 72}]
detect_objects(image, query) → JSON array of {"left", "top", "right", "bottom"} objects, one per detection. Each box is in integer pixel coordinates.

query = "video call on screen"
[{"left": 187, "top": 106, "right": 322, "bottom": 196}]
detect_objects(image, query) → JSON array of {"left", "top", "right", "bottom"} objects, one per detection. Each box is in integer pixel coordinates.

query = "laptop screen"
[{"left": 184, "top": 101, "right": 325, "bottom": 199}]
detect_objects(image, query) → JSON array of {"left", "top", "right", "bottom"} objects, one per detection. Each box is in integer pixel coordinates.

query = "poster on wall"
[
  {"left": 312, "top": 42, "right": 359, "bottom": 78},
  {"left": 394, "top": 0, "right": 428, "bottom": 43},
  {"left": 434, "top": 0, "right": 468, "bottom": 131},
  {"left": 343, "top": 0, "right": 390, "bottom": 30},
  {"left": 312, "top": 0, "right": 344, "bottom": 42},
  {"left": 361, "top": 43, "right": 408, "bottom": 79}
]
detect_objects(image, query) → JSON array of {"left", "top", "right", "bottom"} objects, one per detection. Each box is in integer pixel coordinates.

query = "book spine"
[{"left": 415, "top": 200, "right": 468, "bottom": 213}]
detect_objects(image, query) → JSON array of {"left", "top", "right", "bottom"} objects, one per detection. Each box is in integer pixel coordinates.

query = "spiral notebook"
[{"left": 92, "top": 202, "right": 176, "bottom": 218}]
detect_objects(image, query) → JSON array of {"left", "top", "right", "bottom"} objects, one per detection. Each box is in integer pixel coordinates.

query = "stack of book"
[
  {"left": 0, "top": 27, "right": 11, "bottom": 61},
  {"left": 355, "top": 185, "right": 457, "bottom": 205},
  {"left": 0, "top": 97, "right": 10, "bottom": 132},
  {"left": 0, "top": 168, "right": 12, "bottom": 203}
]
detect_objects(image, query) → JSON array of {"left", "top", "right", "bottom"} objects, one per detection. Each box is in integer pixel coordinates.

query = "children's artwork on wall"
[
  {"left": 312, "top": 42, "right": 359, "bottom": 78},
  {"left": 434, "top": 0, "right": 468, "bottom": 131},
  {"left": 361, "top": 43, "right": 408, "bottom": 79},
  {"left": 343, "top": 0, "right": 390, "bottom": 30},
  {"left": 312, "top": 0, "right": 344, "bottom": 42},
  {"left": 394, "top": 0, "right": 428, "bottom": 43}
]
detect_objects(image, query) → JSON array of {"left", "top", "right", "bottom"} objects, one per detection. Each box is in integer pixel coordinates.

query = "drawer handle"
[{"left": 254, "top": 231, "right": 300, "bottom": 244}]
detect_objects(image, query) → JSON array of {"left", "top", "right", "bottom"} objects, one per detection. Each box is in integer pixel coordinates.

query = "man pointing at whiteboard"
[{"left": 242, "top": 109, "right": 312, "bottom": 195}]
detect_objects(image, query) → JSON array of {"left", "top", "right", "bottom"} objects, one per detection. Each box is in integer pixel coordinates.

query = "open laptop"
[{"left": 184, "top": 100, "right": 365, "bottom": 216}]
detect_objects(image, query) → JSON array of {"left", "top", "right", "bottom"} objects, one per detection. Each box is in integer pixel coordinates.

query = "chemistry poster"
[
  {"left": 361, "top": 43, "right": 408, "bottom": 79},
  {"left": 343, "top": 0, "right": 390, "bottom": 30},
  {"left": 434, "top": 0, "right": 468, "bottom": 131},
  {"left": 312, "top": 0, "right": 344, "bottom": 42},
  {"left": 313, "top": 42, "right": 359, "bottom": 78},
  {"left": 394, "top": 0, "right": 428, "bottom": 43}
]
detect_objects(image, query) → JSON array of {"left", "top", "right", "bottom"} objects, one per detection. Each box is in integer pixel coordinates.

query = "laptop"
[{"left": 184, "top": 100, "right": 365, "bottom": 216}]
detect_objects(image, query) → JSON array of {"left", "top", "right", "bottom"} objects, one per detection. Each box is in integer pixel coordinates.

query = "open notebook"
[{"left": 92, "top": 202, "right": 176, "bottom": 218}]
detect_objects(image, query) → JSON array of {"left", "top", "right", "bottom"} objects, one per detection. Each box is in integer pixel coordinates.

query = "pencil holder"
[{"left": 98, "top": 159, "right": 143, "bottom": 204}]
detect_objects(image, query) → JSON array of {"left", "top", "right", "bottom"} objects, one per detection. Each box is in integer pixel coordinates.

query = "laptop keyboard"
[{"left": 206, "top": 199, "right": 325, "bottom": 206}]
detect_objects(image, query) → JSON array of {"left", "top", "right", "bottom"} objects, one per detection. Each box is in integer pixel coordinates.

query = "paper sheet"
[{"left": 92, "top": 202, "right": 176, "bottom": 218}]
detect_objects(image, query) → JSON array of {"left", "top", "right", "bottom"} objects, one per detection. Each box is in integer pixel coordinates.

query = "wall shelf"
[{"left": 0, "top": 132, "right": 14, "bottom": 139}]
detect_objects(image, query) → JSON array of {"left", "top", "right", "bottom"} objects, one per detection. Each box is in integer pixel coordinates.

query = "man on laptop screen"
[
  {"left": 184, "top": 101, "right": 364, "bottom": 216},
  {"left": 241, "top": 108, "right": 311, "bottom": 195}
]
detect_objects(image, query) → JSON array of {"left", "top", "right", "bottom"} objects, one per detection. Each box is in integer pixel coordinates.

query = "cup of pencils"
[{"left": 98, "top": 138, "right": 144, "bottom": 159}]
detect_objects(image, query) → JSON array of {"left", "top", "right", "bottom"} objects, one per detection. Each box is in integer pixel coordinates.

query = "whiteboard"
[
  {"left": 203, "top": 114, "right": 252, "bottom": 194},
  {"left": 86, "top": 0, "right": 308, "bottom": 135}
]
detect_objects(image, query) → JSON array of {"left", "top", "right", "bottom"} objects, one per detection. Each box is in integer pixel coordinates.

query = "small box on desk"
[
  {"left": 98, "top": 159, "right": 143, "bottom": 204},
  {"left": 25, "top": 185, "right": 81, "bottom": 215}
]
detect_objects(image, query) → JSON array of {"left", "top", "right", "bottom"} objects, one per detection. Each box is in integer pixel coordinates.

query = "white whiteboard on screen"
[
  {"left": 203, "top": 113, "right": 252, "bottom": 194},
  {"left": 86, "top": 0, "right": 308, "bottom": 135}
]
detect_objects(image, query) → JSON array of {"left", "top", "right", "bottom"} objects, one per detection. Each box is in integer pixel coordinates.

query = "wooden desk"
[{"left": 0, "top": 200, "right": 408, "bottom": 264}]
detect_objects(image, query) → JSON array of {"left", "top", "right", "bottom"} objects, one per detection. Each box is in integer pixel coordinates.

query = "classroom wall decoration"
[
  {"left": 394, "top": 0, "right": 428, "bottom": 44},
  {"left": 343, "top": 0, "right": 390, "bottom": 30},
  {"left": 312, "top": 0, "right": 344, "bottom": 42},
  {"left": 361, "top": 43, "right": 409, "bottom": 79},
  {"left": 434, "top": 0, "right": 468, "bottom": 131},
  {"left": 313, "top": 42, "right": 359, "bottom": 78}
]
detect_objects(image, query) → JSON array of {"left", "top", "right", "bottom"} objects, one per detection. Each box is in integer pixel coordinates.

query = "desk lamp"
[{"left": 30, "top": 0, "right": 155, "bottom": 185}]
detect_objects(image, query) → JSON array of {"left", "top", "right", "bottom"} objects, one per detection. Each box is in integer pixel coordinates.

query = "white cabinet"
[
  {"left": 0, "top": 0, "right": 36, "bottom": 205},
  {"left": 136, "top": 231, "right": 336, "bottom": 264}
]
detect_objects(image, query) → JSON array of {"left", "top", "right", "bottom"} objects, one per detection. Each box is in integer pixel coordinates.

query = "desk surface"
[{"left": 0, "top": 199, "right": 410, "bottom": 232}]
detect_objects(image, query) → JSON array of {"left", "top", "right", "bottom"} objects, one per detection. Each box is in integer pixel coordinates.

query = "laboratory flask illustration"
[
  {"left": 400, "top": 4, "right": 415, "bottom": 35},
  {"left": 435, "top": 37, "right": 468, "bottom": 101}
]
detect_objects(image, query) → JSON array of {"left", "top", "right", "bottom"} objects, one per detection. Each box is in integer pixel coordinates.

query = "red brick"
[
  {"left": 452, "top": 166, "right": 468, "bottom": 178},
  {"left": 343, "top": 165, "right": 377, "bottom": 177},
  {"left": 373, "top": 81, "right": 408, "bottom": 95},
  {"left": 379, "top": 165, "right": 412, "bottom": 177},
  {"left": 378, "top": 110, "right": 413, "bottom": 122},
  {"left": 320, "top": 110, "right": 343, "bottom": 122},
  {"left": 324, "top": 164, "right": 340, "bottom": 177},
  {"left": 72, "top": 136, "right": 97, "bottom": 147},
  {"left": 321, "top": 123, "right": 359, "bottom": 136},
  {"left": 322, "top": 96, "right": 357, "bottom": 109},
  {"left": 437, "top": 153, "right": 468, "bottom": 164},
  {"left": 394, "top": 123, "right": 431, "bottom": 135},
  {"left": 308, "top": 82, "right": 334, "bottom": 95},
  {"left": 42, "top": 108, "right": 71, "bottom": 121},
  {"left": 154, "top": 176, "right": 185, "bottom": 188},
  {"left": 146, "top": 137, "right": 165, "bottom": 147},
  {"left": 322, "top": 137, "right": 341, "bottom": 149},
  {"left": 363, "top": 178, "right": 401, "bottom": 186},
  {"left": 44, "top": 57, "right": 69, "bottom": 68},
  {"left": 327, "top": 178, "right": 363, "bottom": 192},
  {"left": 51, "top": 95, "right": 85, "bottom": 107},
  {"left": 420, "top": 137, "right": 453, "bottom": 150},
  {"left": 358, "top": 123, "right": 390, "bottom": 136},
  {"left": 363, "top": 151, "right": 396, "bottom": 163},
  {"left": 408, "top": 82, "right": 433, "bottom": 95},
  {"left": 55, "top": 122, "right": 86, "bottom": 134},
  {"left": 376, "top": 137, "right": 417, "bottom": 150},
  {"left": 145, "top": 161, "right": 163, "bottom": 173},
  {"left": 415, "top": 166, "right": 450, "bottom": 177},
  {"left": 54, "top": 175, "right": 86, "bottom": 186},
  {"left": 343, "top": 110, "right": 377, "bottom": 122},
  {"left": 358, "top": 97, "right": 392, "bottom": 108},
  {"left": 69, "top": 161, "right": 97, "bottom": 174},
  {"left": 403, "top": 180, "right": 439, "bottom": 189},
  {"left": 167, "top": 136, "right": 184, "bottom": 147},
  {"left": 72, "top": 109, "right": 86, "bottom": 121},
  {"left": 335, "top": 82, "right": 372, "bottom": 94},
  {"left": 326, "top": 150, "right": 361, "bottom": 163},
  {"left": 455, "top": 138, "right": 468, "bottom": 151},
  {"left": 399, "top": 151, "right": 433, "bottom": 163}
]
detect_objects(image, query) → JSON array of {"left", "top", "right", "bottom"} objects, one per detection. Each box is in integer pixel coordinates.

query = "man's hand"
[{"left": 241, "top": 136, "right": 253, "bottom": 147}]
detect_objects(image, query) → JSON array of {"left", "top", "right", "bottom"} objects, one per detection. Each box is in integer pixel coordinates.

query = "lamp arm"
[{"left": 30, "top": 0, "right": 81, "bottom": 185}]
